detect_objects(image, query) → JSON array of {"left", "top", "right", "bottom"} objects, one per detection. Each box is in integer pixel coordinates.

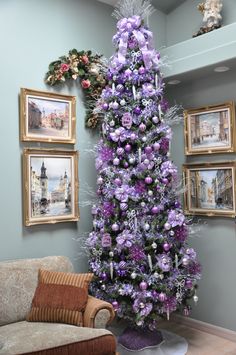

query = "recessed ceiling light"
[
  {"left": 214, "top": 66, "right": 230, "bottom": 72},
  {"left": 167, "top": 79, "right": 181, "bottom": 85}
]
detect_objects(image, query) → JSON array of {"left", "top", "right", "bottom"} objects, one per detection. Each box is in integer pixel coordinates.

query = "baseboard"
[{"left": 171, "top": 314, "right": 236, "bottom": 343}]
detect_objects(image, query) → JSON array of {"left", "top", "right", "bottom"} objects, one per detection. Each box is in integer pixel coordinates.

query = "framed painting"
[
  {"left": 23, "top": 148, "right": 79, "bottom": 226},
  {"left": 183, "top": 162, "right": 236, "bottom": 218},
  {"left": 20, "top": 88, "right": 76, "bottom": 144},
  {"left": 184, "top": 102, "right": 235, "bottom": 155}
]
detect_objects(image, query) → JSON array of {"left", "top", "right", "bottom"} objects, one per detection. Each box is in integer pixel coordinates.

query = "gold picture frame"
[
  {"left": 184, "top": 102, "right": 235, "bottom": 155},
  {"left": 23, "top": 148, "right": 79, "bottom": 226},
  {"left": 183, "top": 162, "right": 236, "bottom": 218},
  {"left": 20, "top": 88, "right": 76, "bottom": 144}
]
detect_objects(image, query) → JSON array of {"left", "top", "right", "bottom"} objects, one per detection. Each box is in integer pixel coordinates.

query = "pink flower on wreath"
[
  {"left": 82, "top": 55, "right": 89, "bottom": 64},
  {"left": 60, "top": 63, "right": 70, "bottom": 72},
  {"left": 81, "top": 79, "right": 91, "bottom": 89}
]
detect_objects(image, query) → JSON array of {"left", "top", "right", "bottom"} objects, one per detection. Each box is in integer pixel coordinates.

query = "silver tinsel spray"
[{"left": 112, "top": 0, "right": 155, "bottom": 20}]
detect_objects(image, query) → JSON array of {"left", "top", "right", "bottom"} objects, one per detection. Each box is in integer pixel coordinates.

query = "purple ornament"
[
  {"left": 174, "top": 201, "right": 181, "bottom": 208},
  {"left": 130, "top": 133, "right": 136, "bottom": 141},
  {"left": 114, "top": 178, "right": 122, "bottom": 186},
  {"left": 125, "top": 144, "right": 132, "bottom": 152},
  {"left": 145, "top": 146, "right": 152, "bottom": 154},
  {"left": 119, "top": 261, "right": 126, "bottom": 269},
  {"left": 164, "top": 222, "right": 171, "bottom": 230},
  {"left": 97, "top": 177, "right": 103, "bottom": 185},
  {"left": 145, "top": 176, "right": 153, "bottom": 184},
  {"left": 112, "top": 223, "right": 119, "bottom": 232},
  {"left": 120, "top": 203, "right": 128, "bottom": 211},
  {"left": 162, "top": 178, "right": 169, "bottom": 185},
  {"left": 113, "top": 158, "right": 120, "bottom": 166},
  {"left": 100, "top": 272, "right": 108, "bottom": 281},
  {"left": 134, "top": 107, "right": 141, "bottom": 115},
  {"left": 112, "top": 301, "right": 119, "bottom": 311},
  {"left": 159, "top": 292, "right": 167, "bottom": 302},
  {"left": 151, "top": 206, "right": 159, "bottom": 214},
  {"left": 122, "top": 112, "right": 133, "bottom": 129},
  {"left": 163, "top": 242, "right": 171, "bottom": 252},
  {"left": 152, "top": 116, "right": 159, "bottom": 124},
  {"left": 123, "top": 161, "right": 129, "bottom": 168},
  {"left": 139, "top": 123, "right": 146, "bottom": 132},
  {"left": 139, "top": 281, "right": 148, "bottom": 291},
  {"left": 102, "top": 102, "right": 109, "bottom": 110},
  {"left": 102, "top": 233, "right": 112, "bottom": 248},
  {"left": 116, "top": 84, "right": 124, "bottom": 92},
  {"left": 117, "top": 147, "right": 124, "bottom": 156},
  {"left": 183, "top": 307, "right": 190, "bottom": 316},
  {"left": 185, "top": 280, "right": 193, "bottom": 289},
  {"left": 153, "top": 142, "right": 160, "bottom": 151},
  {"left": 139, "top": 66, "right": 146, "bottom": 74}
]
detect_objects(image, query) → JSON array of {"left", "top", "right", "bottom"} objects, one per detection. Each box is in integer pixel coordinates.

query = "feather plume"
[{"left": 112, "top": 0, "right": 155, "bottom": 20}]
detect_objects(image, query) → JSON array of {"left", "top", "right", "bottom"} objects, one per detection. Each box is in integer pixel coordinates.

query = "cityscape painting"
[
  {"left": 184, "top": 102, "right": 235, "bottom": 155},
  {"left": 183, "top": 163, "right": 236, "bottom": 217},
  {"left": 23, "top": 149, "right": 79, "bottom": 226},
  {"left": 20, "top": 88, "right": 76, "bottom": 144}
]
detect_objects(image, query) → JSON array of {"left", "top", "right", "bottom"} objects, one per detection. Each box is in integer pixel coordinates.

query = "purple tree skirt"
[{"left": 118, "top": 327, "right": 164, "bottom": 351}]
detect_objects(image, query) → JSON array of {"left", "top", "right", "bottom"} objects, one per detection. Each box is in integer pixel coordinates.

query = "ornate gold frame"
[
  {"left": 23, "top": 148, "right": 79, "bottom": 226},
  {"left": 183, "top": 162, "right": 236, "bottom": 218},
  {"left": 184, "top": 102, "right": 235, "bottom": 155},
  {"left": 20, "top": 88, "right": 76, "bottom": 144}
]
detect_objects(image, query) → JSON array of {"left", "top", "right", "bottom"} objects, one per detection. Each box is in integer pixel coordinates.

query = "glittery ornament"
[
  {"left": 148, "top": 190, "right": 153, "bottom": 196},
  {"left": 153, "top": 142, "right": 160, "bottom": 151},
  {"left": 112, "top": 301, "right": 119, "bottom": 310},
  {"left": 113, "top": 101, "right": 119, "bottom": 110},
  {"left": 113, "top": 158, "right": 120, "bottom": 166},
  {"left": 185, "top": 280, "right": 193, "bottom": 289},
  {"left": 102, "top": 102, "right": 109, "bottom": 110},
  {"left": 182, "top": 257, "right": 189, "bottom": 266},
  {"left": 145, "top": 146, "right": 152, "bottom": 154},
  {"left": 117, "top": 147, "right": 124, "bottom": 156},
  {"left": 145, "top": 176, "right": 153, "bottom": 184},
  {"left": 120, "top": 203, "right": 128, "bottom": 211}
]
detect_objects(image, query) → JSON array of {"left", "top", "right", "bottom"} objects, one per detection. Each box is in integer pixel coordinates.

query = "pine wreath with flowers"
[{"left": 45, "top": 49, "right": 107, "bottom": 128}]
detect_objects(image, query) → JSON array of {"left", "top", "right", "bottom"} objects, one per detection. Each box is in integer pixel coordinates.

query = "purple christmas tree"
[{"left": 87, "top": 0, "right": 201, "bottom": 331}]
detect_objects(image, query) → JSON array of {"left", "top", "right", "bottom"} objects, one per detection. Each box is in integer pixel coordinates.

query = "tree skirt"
[{"left": 108, "top": 325, "right": 188, "bottom": 355}]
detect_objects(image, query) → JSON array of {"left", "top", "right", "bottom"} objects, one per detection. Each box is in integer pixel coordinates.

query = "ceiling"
[{"left": 96, "top": 0, "right": 186, "bottom": 14}]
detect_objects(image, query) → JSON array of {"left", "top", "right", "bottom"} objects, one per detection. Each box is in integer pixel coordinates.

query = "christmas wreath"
[{"left": 45, "top": 49, "right": 107, "bottom": 128}]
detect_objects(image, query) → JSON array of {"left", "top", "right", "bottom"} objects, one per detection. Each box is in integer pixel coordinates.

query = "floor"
[{"left": 158, "top": 319, "right": 236, "bottom": 355}]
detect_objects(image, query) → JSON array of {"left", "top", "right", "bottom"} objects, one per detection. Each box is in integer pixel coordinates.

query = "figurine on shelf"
[{"left": 193, "top": 0, "right": 223, "bottom": 37}]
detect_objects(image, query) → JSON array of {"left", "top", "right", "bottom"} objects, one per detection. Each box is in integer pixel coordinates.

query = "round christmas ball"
[
  {"left": 125, "top": 144, "right": 132, "bottom": 152},
  {"left": 97, "top": 177, "right": 103, "bottom": 185},
  {"left": 131, "top": 272, "right": 137, "bottom": 279},
  {"left": 185, "top": 280, "right": 193, "bottom": 289},
  {"left": 114, "top": 178, "right": 122, "bottom": 186},
  {"left": 159, "top": 292, "right": 166, "bottom": 302},
  {"left": 134, "top": 106, "right": 141, "bottom": 115},
  {"left": 162, "top": 178, "right": 169, "bottom": 185},
  {"left": 152, "top": 242, "right": 157, "bottom": 249},
  {"left": 113, "top": 158, "right": 120, "bottom": 166},
  {"left": 112, "top": 301, "right": 119, "bottom": 310},
  {"left": 120, "top": 203, "right": 128, "bottom": 211},
  {"left": 101, "top": 284, "right": 106, "bottom": 290},
  {"left": 142, "top": 136, "right": 147, "bottom": 142},
  {"left": 139, "top": 66, "right": 146, "bottom": 74},
  {"left": 101, "top": 272, "right": 107, "bottom": 281},
  {"left": 152, "top": 116, "right": 159, "bottom": 124},
  {"left": 139, "top": 123, "right": 146, "bottom": 132},
  {"left": 139, "top": 302, "right": 145, "bottom": 309},
  {"left": 163, "top": 242, "right": 171, "bottom": 252},
  {"left": 145, "top": 146, "right": 152, "bottom": 154},
  {"left": 113, "top": 101, "right": 119, "bottom": 110},
  {"left": 116, "top": 84, "right": 124, "bottom": 92},
  {"left": 130, "top": 133, "right": 136, "bottom": 141},
  {"left": 164, "top": 222, "right": 171, "bottom": 230},
  {"left": 145, "top": 176, "right": 153, "bottom": 184},
  {"left": 153, "top": 142, "right": 160, "bottom": 151},
  {"left": 148, "top": 190, "right": 153, "bottom": 196},
  {"left": 182, "top": 257, "right": 189, "bottom": 266},
  {"left": 139, "top": 281, "right": 148, "bottom": 291},
  {"left": 117, "top": 147, "right": 124, "bottom": 156},
  {"left": 102, "top": 102, "right": 109, "bottom": 110},
  {"left": 120, "top": 99, "right": 126, "bottom": 106},
  {"left": 123, "top": 161, "right": 129, "bottom": 168},
  {"left": 151, "top": 206, "right": 159, "bottom": 214},
  {"left": 129, "top": 157, "right": 135, "bottom": 164},
  {"left": 109, "top": 251, "right": 114, "bottom": 257},
  {"left": 144, "top": 223, "right": 150, "bottom": 231},
  {"left": 193, "top": 295, "right": 199, "bottom": 303},
  {"left": 111, "top": 223, "right": 119, "bottom": 232},
  {"left": 140, "top": 202, "right": 146, "bottom": 207}
]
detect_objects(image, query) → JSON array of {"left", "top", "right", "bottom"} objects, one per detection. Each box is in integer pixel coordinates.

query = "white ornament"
[
  {"left": 109, "top": 251, "right": 114, "bottom": 257},
  {"left": 141, "top": 202, "right": 146, "bottom": 207},
  {"left": 193, "top": 294, "right": 199, "bottom": 304},
  {"left": 153, "top": 272, "right": 159, "bottom": 278},
  {"left": 131, "top": 272, "right": 137, "bottom": 279},
  {"left": 144, "top": 223, "right": 150, "bottom": 231},
  {"left": 139, "top": 302, "right": 145, "bottom": 309},
  {"left": 159, "top": 274, "right": 164, "bottom": 280},
  {"left": 152, "top": 242, "right": 157, "bottom": 249},
  {"left": 148, "top": 190, "right": 153, "bottom": 197},
  {"left": 142, "top": 137, "right": 147, "bottom": 142},
  {"left": 120, "top": 99, "right": 126, "bottom": 106}
]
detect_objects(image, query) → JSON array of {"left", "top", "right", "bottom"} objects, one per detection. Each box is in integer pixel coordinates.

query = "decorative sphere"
[
  {"left": 169, "top": 230, "right": 175, "bottom": 236},
  {"left": 144, "top": 159, "right": 150, "bottom": 165},
  {"left": 125, "top": 144, "right": 132, "bottom": 152},
  {"left": 131, "top": 272, "right": 137, "bottom": 279},
  {"left": 182, "top": 257, "right": 189, "bottom": 266},
  {"left": 129, "top": 157, "right": 135, "bottom": 164},
  {"left": 109, "top": 120, "right": 115, "bottom": 127},
  {"left": 164, "top": 222, "right": 171, "bottom": 230},
  {"left": 151, "top": 206, "right": 159, "bottom": 214},
  {"left": 115, "top": 128, "right": 121, "bottom": 136},
  {"left": 139, "top": 66, "right": 146, "bottom": 74},
  {"left": 193, "top": 295, "right": 199, "bottom": 303},
  {"left": 113, "top": 101, "right": 119, "bottom": 110},
  {"left": 111, "top": 223, "right": 119, "bottom": 231},
  {"left": 134, "top": 106, "right": 141, "bottom": 115},
  {"left": 117, "top": 147, "right": 124, "bottom": 156},
  {"left": 153, "top": 142, "right": 160, "bottom": 151},
  {"left": 185, "top": 280, "right": 193, "bottom": 289},
  {"left": 102, "top": 102, "right": 109, "bottom": 110},
  {"left": 116, "top": 84, "right": 124, "bottom": 92},
  {"left": 113, "top": 158, "right": 120, "bottom": 166},
  {"left": 144, "top": 223, "right": 150, "bottom": 231},
  {"left": 141, "top": 202, "right": 146, "bottom": 207},
  {"left": 120, "top": 99, "right": 126, "bottom": 106},
  {"left": 175, "top": 201, "right": 181, "bottom": 208},
  {"left": 153, "top": 272, "right": 159, "bottom": 278},
  {"left": 163, "top": 242, "right": 171, "bottom": 252},
  {"left": 101, "top": 272, "right": 107, "bottom": 281},
  {"left": 120, "top": 203, "right": 128, "bottom": 211},
  {"left": 152, "top": 242, "right": 157, "bottom": 249},
  {"left": 139, "top": 281, "right": 148, "bottom": 291},
  {"left": 109, "top": 251, "right": 114, "bottom": 257},
  {"left": 159, "top": 274, "right": 164, "bottom": 280},
  {"left": 130, "top": 133, "right": 136, "bottom": 141},
  {"left": 97, "top": 177, "right": 103, "bottom": 185},
  {"left": 123, "top": 161, "right": 129, "bottom": 168},
  {"left": 112, "top": 301, "right": 119, "bottom": 310},
  {"left": 139, "top": 123, "right": 146, "bottom": 132},
  {"left": 139, "top": 302, "right": 145, "bottom": 309},
  {"left": 101, "top": 284, "right": 106, "bottom": 290},
  {"left": 148, "top": 190, "right": 153, "bottom": 197},
  {"left": 145, "top": 177, "right": 153, "bottom": 184},
  {"left": 152, "top": 116, "right": 159, "bottom": 124},
  {"left": 114, "top": 178, "right": 122, "bottom": 186},
  {"left": 119, "top": 261, "right": 126, "bottom": 269},
  {"left": 159, "top": 292, "right": 166, "bottom": 302},
  {"left": 145, "top": 146, "right": 152, "bottom": 154},
  {"left": 162, "top": 178, "right": 169, "bottom": 185},
  {"left": 142, "top": 136, "right": 147, "bottom": 142}
]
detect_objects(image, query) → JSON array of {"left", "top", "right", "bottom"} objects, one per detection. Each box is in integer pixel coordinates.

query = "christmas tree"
[{"left": 87, "top": 0, "right": 201, "bottom": 331}]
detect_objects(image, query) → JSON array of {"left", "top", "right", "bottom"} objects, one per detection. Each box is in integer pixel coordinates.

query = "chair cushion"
[
  {"left": 27, "top": 283, "right": 88, "bottom": 326},
  {"left": 0, "top": 256, "right": 73, "bottom": 326},
  {"left": 0, "top": 321, "right": 116, "bottom": 355}
]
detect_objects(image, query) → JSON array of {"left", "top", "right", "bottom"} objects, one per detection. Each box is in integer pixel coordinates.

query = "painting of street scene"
[
  {"left": 27, "top": 96, "right": 70, "bottom": 139},
  {"left": 189, "top": 108, "right": 231, "bottom": 152},
  {"left": 30, "top": 156, "right": 73, "bottom": 218},
  {"left": 189, "top": 168, "right": 234, "bottom": 211}
]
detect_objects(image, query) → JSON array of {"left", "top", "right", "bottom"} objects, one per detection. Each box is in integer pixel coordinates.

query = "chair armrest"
[{"left": 83, "top": 295, "right": 115, "bottom": 328}]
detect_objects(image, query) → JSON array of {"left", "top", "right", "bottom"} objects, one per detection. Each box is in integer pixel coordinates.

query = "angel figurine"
[{"left": 193, "top": 0, "right": 223, "bottom": 37}]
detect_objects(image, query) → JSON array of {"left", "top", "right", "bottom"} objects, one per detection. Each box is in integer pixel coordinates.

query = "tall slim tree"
[{"left": 87, "top": 0, "right": 201, "bottom": 331}]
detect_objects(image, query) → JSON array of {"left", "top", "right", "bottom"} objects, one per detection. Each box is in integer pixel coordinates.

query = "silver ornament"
[
  {"left": 139, "top": 302, "right": 145, "bottom": 309},
  {"left": 109, "top": 251, "right": 114, "bottom": 257},
  {"left": 148, "top": 190, "right": 153, "bottom": 196},
  {"left": 159, "top": 274, "right": 164, "bottom": 280},
  {"left": 110, "top": 120, "right": 115, "bottom": 127},
  {"left": 131, "top": 272, "right": 137, "bottom": 279},
  {"left": 193, "top": 295, "right": 199, "bottom": 303},
  {"left": 141, "top": 202, "right": 146, "bottom": 207},
  {"left": 144, "top": 223, "right": 150, "bottom": 231},
  {"left": 182, "top": 257, "right": 189, "bottom": 266},
  {"left": 153, "top": 272, "right": 159, "bottom": 278},
  {"left": 120, "top": 99, "right": 126, "bottom": 106},
  {"left": 101, "top": 284, "right": 106, "bottom": 290},
  {"left": 129, "top": 157, "right": 135, "bottom": 164},
  {"left": 142, "top": 137, "right": 147, "bottom": 142},
  {"left": 152, "top": 242, "right": 157, "bottom": 249}
]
